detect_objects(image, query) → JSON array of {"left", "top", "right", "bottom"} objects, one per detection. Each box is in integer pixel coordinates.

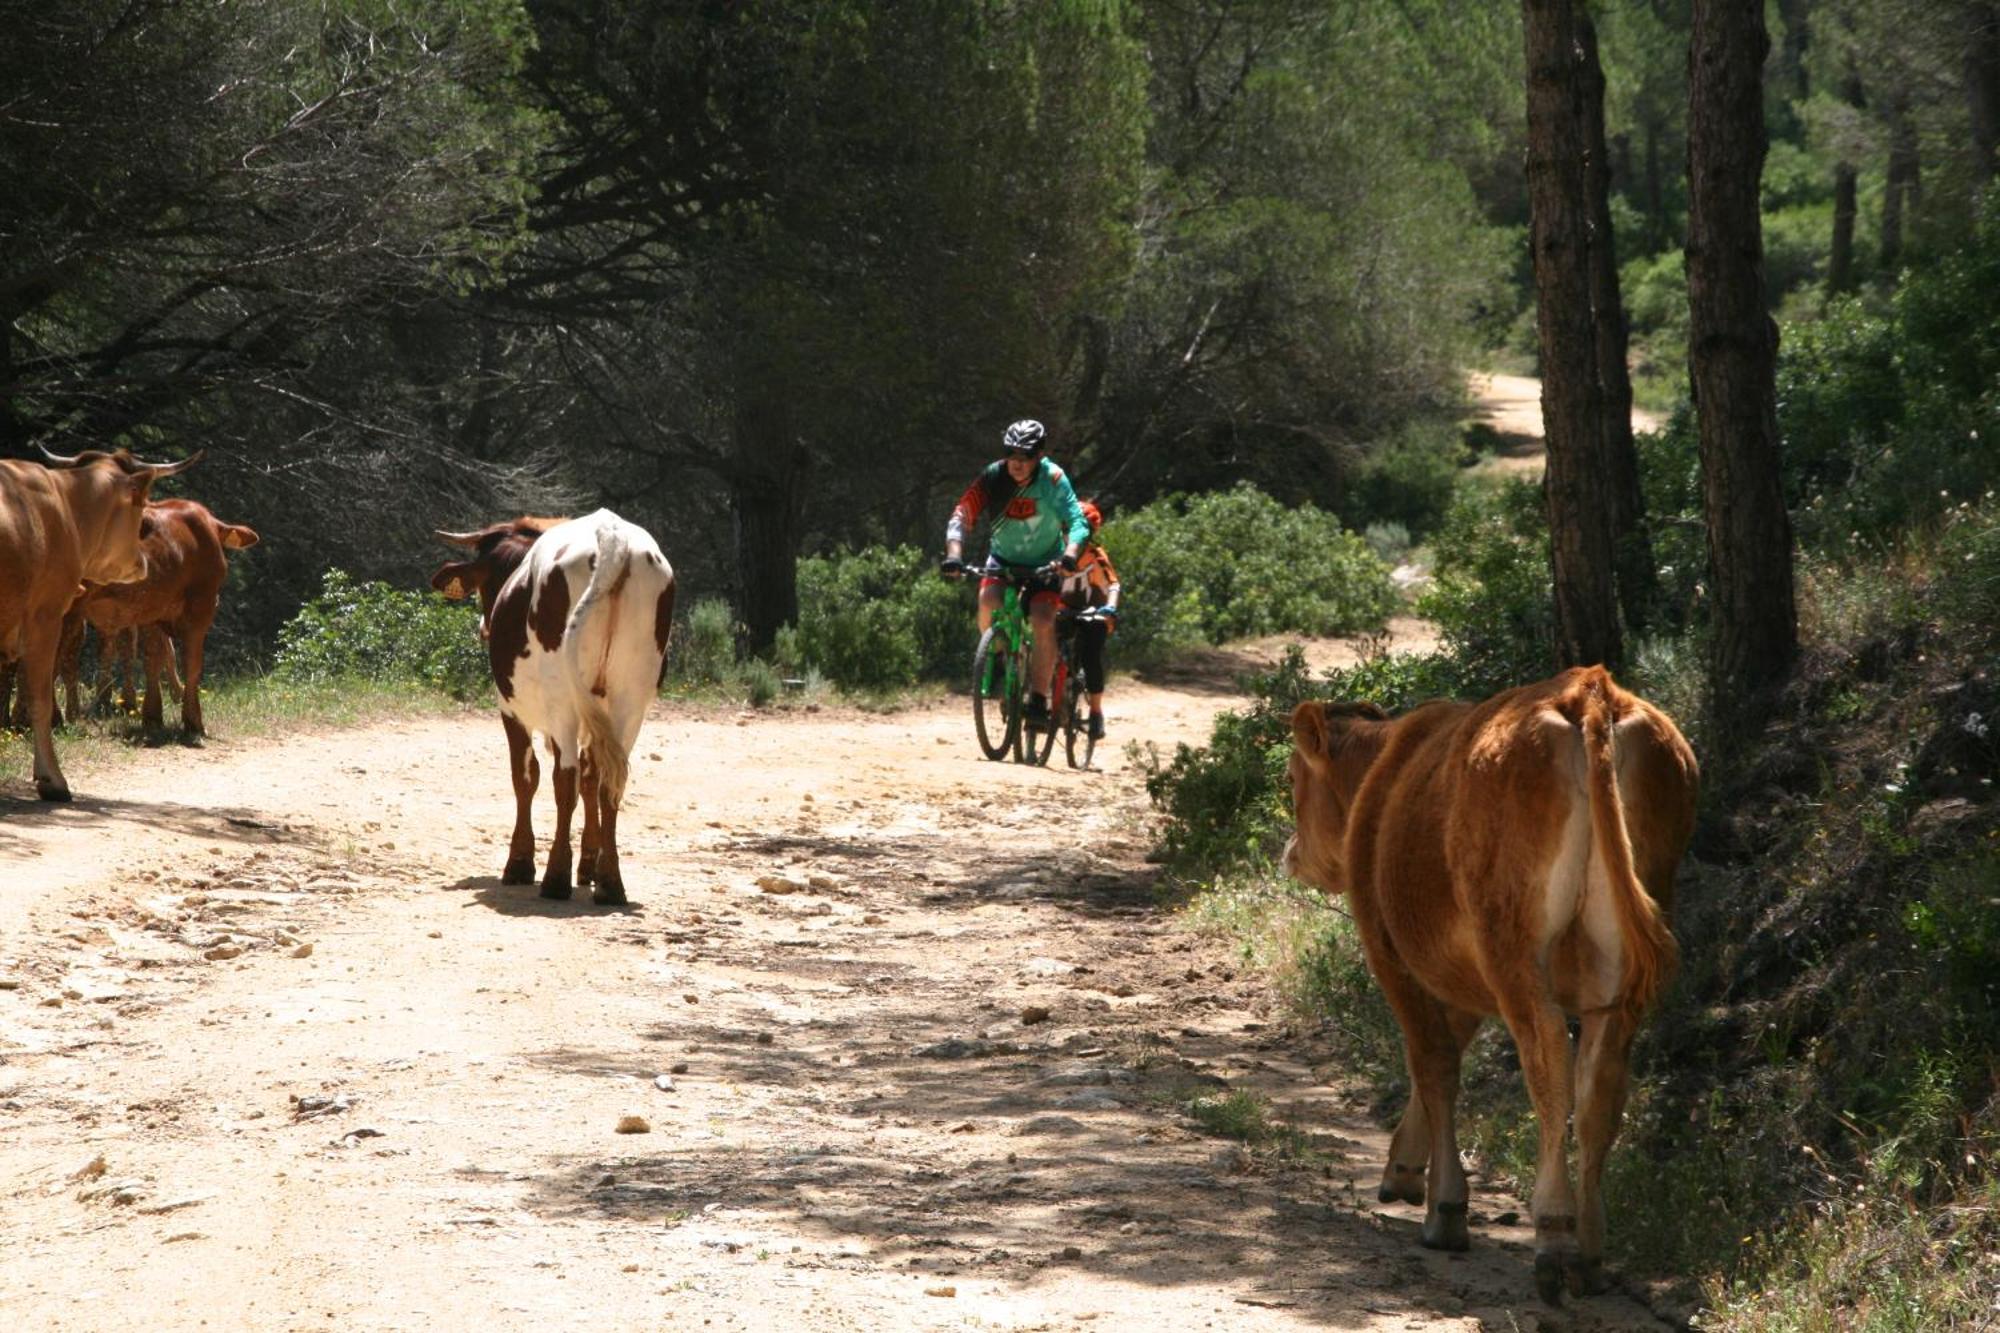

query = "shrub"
[
  {"left": 1105, "top": 484, "right": 1397, "bottom": 661},
  {"left": 669, "top": 597, "right": 738, "bottom": 687},
  {"left": 273, "top": 569, "right": 489, "bottom": 698},
  {"left": 1414, "top": 479, "right": 1557, "bottom": 699},
  {"left": 1144, "top": 643, "right": 1463, "bottom": 876},
  {"left": 792, "top": 544, "right": 963, "bottom": 690},
  {"left": 1340, "top": 419, "right": 1464, "bottom": 541}
]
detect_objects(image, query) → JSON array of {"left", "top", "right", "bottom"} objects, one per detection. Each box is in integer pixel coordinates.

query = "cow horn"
[
  {"left": 141, "top": 448, "right": 204, "bottom": 477},
  {"left": 35, "top": 444, "right": 82, "bottom": 467},
  {"left": 435, "top": 529, "right": 486, "bottom": 549}
]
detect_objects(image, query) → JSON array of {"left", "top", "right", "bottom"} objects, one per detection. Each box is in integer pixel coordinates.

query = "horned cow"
[
  {"left": 1282, "top": 666, "right": 1698, "bottom": 1303},
  {"left": 0, "top": 447, "right": 202, "bottom": 800},
  {"left": 431, "top": 510, "right": 676, "bottom": 905}
]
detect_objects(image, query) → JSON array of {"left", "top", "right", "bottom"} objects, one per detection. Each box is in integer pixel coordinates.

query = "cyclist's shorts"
[{"left": 978, "top": 555, "right": 1063, "bottom": 609}]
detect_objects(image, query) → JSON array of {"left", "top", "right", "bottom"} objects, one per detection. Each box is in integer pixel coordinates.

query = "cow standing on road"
[
  {"left": 1283, "top": 666, "right": 1697, "bottom": 1303},
  {"left": 0, "top": 446, "right": 202, "bottom": 800},
  {"left": 430, "top": 510, "right": 675, "bottom": 905}
]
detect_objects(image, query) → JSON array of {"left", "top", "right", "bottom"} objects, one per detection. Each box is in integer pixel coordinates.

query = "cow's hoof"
[
  {"left": 1379, "top": 1168, "right": 1426, "bottom": 1206},
  {"left": 1420, "top": 1201, "right": 1470, "bottom": 1252},
  {"left": 501, "top": 860, "right": 536, "bottom": 885},
  {"left": 1566, "top": 1254, "right": 1608, "bottom": 1297},
  {"left": 592, "top": 882, "right": 627, "bottom": 907},
  {"left": 539, "top": 879, "right": 573, "bottom": 900},
  {"left": 36, "top": 783, "right": 72, "bottom": 804},
  {"left": 1534, "top": 1253, "right": 1566, "bottom": 1306}
]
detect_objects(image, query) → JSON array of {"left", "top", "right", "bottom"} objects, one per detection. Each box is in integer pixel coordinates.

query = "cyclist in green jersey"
[{"left": 939, "top": 419, "right": 1089, "bottom": 729}]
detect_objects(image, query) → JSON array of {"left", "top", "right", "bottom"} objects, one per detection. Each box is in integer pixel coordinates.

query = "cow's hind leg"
[
  {"left": 1379, "top": 1006, "right": 1483, "bottom": 1206},
  {"left": 539, "top": 734, "right": 578, "bottom": 899},
  {"left": 501, "top": 715, "right": 539, "bottom": 885},
  {"left": 1496, "top": 989, "right": 1580, "bottom": 1304},
  {"left": 1368, "top": 956, "right": 1474, "bottom": 1252},
  {"left": 591, "top": 783, "right": 625, "bottom": 906},
  {"left": 1570, "top": 1007, "right": 1640, "bottom": 1296},
  {"left": 576, "top": 755, "right": 601, "bottom": 889}
]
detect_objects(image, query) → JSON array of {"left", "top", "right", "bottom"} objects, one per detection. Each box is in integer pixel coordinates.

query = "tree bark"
[
  {"left": 1828, "top": 163, "right": 1858, "bottom": 296},
  {"left": 1966, "top": 2, "right": 2000, "bottom": 190},
  {"left": 729, "top": 358, "right": 805, "bottom": 655},
  {"left": 1579, "top": 11, "right": 1658, "bottom": 635},
  {"left": 1882, "top": 95, "right": 1920, "bottom": 272},
  {"left": 1687, "top": 0, "right": 1798, "bottom": 712},
  {"left": 1826, "top": 72, "right": 1864, "bottom": 300},
  {"left": 1524, "top": 0, "right": 1623, "bottom": 671}
]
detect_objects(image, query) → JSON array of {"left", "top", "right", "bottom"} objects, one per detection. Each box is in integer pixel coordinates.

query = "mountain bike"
[
  {"left": 948, "top": 561, "right": 1062, "bottom": 764},
  {"left": 1052, "top": 607, "right": 1111, "bottom": 770}
]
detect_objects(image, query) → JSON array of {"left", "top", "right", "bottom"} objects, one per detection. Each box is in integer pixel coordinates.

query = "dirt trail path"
[
  {"left": 0, "top": 626, "right": 1667, "bottom": 1332},
  {"left": 1466, "top": 371, "right": 1665, "bottom": 480}
]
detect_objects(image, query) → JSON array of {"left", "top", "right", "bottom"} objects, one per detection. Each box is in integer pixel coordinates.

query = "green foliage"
[
  {"left": 1105, "top": 485, "right": 1398, "bottom": 662},
  {"left": 1339, "top": 420, "right": 1466, "bottom": 541},
  {"left": 1144, "top": 644, "right": 1461, "bottom": 877},
  {"left": 1414, "top": 479, "right": 1556, "bottom": 698},
  {"left": 791, "top": 545, "right": 963, "bottom": 691},
  {"left": 1780, "top": 208, "right": 2000, "bottom": 550},
  {"left": 669, "top": 598, "right": 739, "bottom": 688},
  {"left": 1936, "top": 497, "right": 2000, "bottom": 644},
  {"left": 272, "top": 569, "right": 490, "bottom": 698}
]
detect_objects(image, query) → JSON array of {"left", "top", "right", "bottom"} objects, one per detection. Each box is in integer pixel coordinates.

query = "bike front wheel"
[{"left": 972, "top": 627, "right": 1021, "bottom": 761}]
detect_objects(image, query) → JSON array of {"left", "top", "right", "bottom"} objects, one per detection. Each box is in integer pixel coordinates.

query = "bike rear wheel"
[
  {"left": 1063, "top": 679, "right": 1095, "bottom": 770},
  {"left": 972, "top": 627, "right": 1021, "bottom": 761},
  {"left": 1022, "top": 662, "right": 1060, "bottom": 766}
]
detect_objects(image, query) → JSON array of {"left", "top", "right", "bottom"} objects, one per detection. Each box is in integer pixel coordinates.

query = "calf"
[
  {"left": 1283, "top": 666, "right": 1698, "bottom": 1303},
  {"left": 431, "top": 510, "right": 676, "bottom": 905},
  {"left": 70, "top": 498, "right": 259, "bottom": 735}
]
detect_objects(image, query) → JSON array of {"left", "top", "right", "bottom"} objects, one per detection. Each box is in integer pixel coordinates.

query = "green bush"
[
  {"left": 791, "top": 544, "right": 964, "bottom": 690},
  {"left": 1779, "top": 205, "right": 2000, "bottom": 549},
  {"left": 1340, "top": 420, "right": 1464, "bottom": 541},
  {"left": 273, "top": 569, "right": 490, "bottom": 698},
  {"left": 1105, "top": 484, "right": 1398, "bottom": 662},
  {"left": 1144, "top": 644, "right": 1462, "bottom": 876},
  {"left": 669, "top": 597, "right": 738, "bottom": 687},
  {"left": 1414, "top": 479, "right": 1557, "bottom": 699}
]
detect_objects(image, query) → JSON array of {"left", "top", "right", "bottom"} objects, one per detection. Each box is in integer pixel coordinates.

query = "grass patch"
[{"left": 0, "top": 673, "right": 470, "bottom": 791}]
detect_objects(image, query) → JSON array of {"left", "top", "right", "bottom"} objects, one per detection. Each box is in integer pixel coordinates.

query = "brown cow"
[
  {"left": 0, "top": 446, "right": 202, "bottom": 799},
  {"left": 66, "top": 499, "right": 258, "bottom": 735},
  {"left": 1282, "top": 666, "right": 1697, "bottom": 1303}
]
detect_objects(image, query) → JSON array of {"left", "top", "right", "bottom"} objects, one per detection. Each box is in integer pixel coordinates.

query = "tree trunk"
[
  {"left": 1827, "top": 163, "right": 1858, "bottom": 296},
  {"left": 1580, "top": 11, "right": 1658, "bottom": 635},
  {"left": 1524, "top": 0, "right": 1623, "bottom": 671},
  {"left": 1826, "top": 72, "right": 1864, "bottom": 300},
  {"left": 729, "top": 365, "right": 805, "bottom": 655},
  {"left": 1883, "top": 96, "right": 1919, "bottom": 272},
  {"left": 1687, "top": 0, "right": 1798, "bottom": 713},
  {"left": 1967, "top": 2, "right": 2000, "bottom": 190},
  {"left": 1775, "top": 0, "right": 1811, "bottom": 101},
  {"left": 1644, "top": 120, "right": 1667, "bottom": 252}
]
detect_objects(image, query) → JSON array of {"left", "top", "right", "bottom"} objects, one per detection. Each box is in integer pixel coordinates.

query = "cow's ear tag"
[{"left": 443, "top": 576, "right": 466, "bottom": 599}]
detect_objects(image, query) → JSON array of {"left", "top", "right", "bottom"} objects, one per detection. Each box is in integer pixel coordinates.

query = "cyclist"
[
  {"left": 940, "top": 418, "right": 1089, "bottom": 730},
  {"left": 1059, "top": 498, "right": 1121, "bottom": 743}
]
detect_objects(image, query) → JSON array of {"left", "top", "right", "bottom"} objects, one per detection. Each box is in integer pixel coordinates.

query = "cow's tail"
[
  {"left": 564, "top": 520, "right": 632, "bottom": 810},
  {"left": 1572, "top": 668, "right": 1679, "bottom": 1019}
]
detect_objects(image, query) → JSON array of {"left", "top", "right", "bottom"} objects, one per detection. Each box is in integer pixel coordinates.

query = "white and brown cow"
[{"left": 431, "top": 510, "right": 675, "bottom": 905}]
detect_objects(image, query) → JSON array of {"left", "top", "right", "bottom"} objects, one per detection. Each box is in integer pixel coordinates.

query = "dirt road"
[
  {"left": 0, "top": 627, "right": 1669, "bottom": 1332},
  {"left": 1466, "top": 372, "right": 1664, "bottom": 481}
]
